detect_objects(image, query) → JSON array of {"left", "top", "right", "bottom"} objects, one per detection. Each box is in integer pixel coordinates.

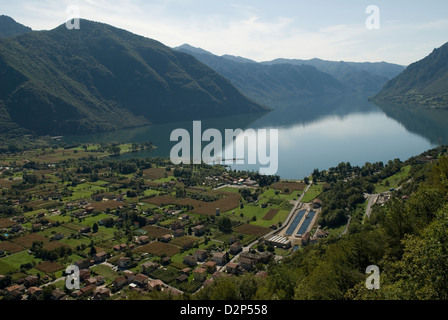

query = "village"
[{"left": 0, "top": 145, "right": 327, "bottom": 300}]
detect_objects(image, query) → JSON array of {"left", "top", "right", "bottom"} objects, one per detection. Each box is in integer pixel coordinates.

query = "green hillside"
[
  {"left": 374, "top": 42, "right": 448, "bottom": 109},
  {"left": 0, "top": 19, "right": 266, "bottom": 136},
  {"left": 0, "top": 15, "right": 32, "bottom": 38}
]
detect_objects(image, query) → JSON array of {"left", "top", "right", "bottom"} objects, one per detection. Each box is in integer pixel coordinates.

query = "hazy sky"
[{"left": 1, "top": 0, "right": 447, "bottom": 65}]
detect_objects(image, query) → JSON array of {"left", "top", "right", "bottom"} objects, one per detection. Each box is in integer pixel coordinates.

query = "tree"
[
  {"left": 218, "top": 217, "right": 233, "bottom": 234},
  {"left": 92, "top": 222, "right": 99, "bottom": 233}
]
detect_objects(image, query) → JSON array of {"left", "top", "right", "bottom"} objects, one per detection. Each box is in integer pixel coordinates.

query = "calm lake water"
[{"left": 64, "top": 95, "right": 447, "bottom": 179}]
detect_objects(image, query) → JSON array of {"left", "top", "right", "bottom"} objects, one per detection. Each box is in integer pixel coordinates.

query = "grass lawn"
[
  {"left": 218, "top": 187, "right": 241, "bottom": 193},
  {"left": 252, "top": 209, "right": 289, "bottom": 228},
  {"left": 301, "top": 184, "right": 323, "bottom": 203},
  {"left": 91, "top": 264, "right": 119, "bottom": 282},
  {"left": 47, "top": 214, "right": 73, "bottom": 224},
  {"left": 375, "top": 165, "right": 411, "bottom": 193},
  {"left": 0, "top": 250, "right": 41, "bottom": 274}
]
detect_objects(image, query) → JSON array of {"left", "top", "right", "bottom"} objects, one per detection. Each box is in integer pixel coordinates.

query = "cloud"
[{"left": 2, "top": 0, "right": 447, "bottom": 65}]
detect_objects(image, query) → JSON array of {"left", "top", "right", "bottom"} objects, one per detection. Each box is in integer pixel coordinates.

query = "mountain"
[
  {"left": 175, "top": 44, "right": 347, "bottom": 106},
  {"left": 374, "top": 42, "right": 448, "bottom": 109},
  {"left": 0, "top": 20, "right": 266, "bottom": 136},
  {"left": 263, "top": 58, "right": 405, "bottom": 94},
  {"left": 0, "top": 15, "right": 32, "bottom": 38}
]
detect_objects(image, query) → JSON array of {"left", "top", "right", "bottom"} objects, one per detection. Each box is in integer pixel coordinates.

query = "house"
[
  {"left": 85, "top": 278, "right": 97, "bottom": 286},
  {"left": 259, "top": 252, "right": 273, "bottom": 264},
  {"left": 161, "top": 257, "right": 171, "bottom": 266},
  {"left": 113, "top": 245, "right": 121, "bottom": 251},
  {"left": 229, "top": 242, "right": 242, "bottom": 255},
  {"left": 301, "top": 232, "right": 311, "bottom": 246},
  {"left": 181, "top": 214, "right": 190, "bottom": 221},
  {"left": 75, "top": 259, "right": 93, "bottom": 269},
  {"left": 180, "top": 268, "right": 191, "bottom": 275},
  {"left": 204, "top": 261, "right": 217, "bottom": 273},
  {"left": 80, "top": 226, "right": 91, "bottom": 234},
  {"left": 79, "top": 269, "right": 91, "bottom": 281},
  {"left": 133, "top": 273, "right": 149, "bottom": 287},
  {"left": 193, "top": 267, "right": 207, "bottom": 282},
  {"left": 173, "top": 229, "right": 185, "bottom": 238},
  {"left": 138, "top": 236, "right": 150, "bottom": 245},
  {"left": 113, "top": 276, "right": 128, "bottom": 289},
  {"left": 31, "top": 224, "right": 42, "bottom": 232},
  {"left": 27, "top": 286, "right": 43, "bottom": 297},
  {"left": 51, "top": 288, "right": 66, "bottom": 300},
  {"left": 255, "top": 271, "right": 268, "bottom": 279},
  {"left": 176, "top": 274, "right": 188, "bottom": 283},
  {"left": 81, "top": 284, "right": 97, "bottom": 296},
  {"left": 239, "top": 257, "right": 255, "bottom": 271},
  {"left": 213, "top": 252, "right": 227, "bottom": 265},
  {"left": 71, "top": 290, "right": 83, "bottom": 299},
  {"left": 148, "top": 279, "right": 164, "bottom": 291},
  {"left": 192, "top": 225, "right": 205, "bottom": 236},
  {"left": 23, "top": 275, "right": 39, "bottom": 288},
  {"left": 193, "top": 249, "right": 208, "bottom": 262},
  {"left": 5, "top": 284, "right": 26, "bottom": 297},
  {"left": 124, "top": 271, "right": 135, "bottom": 283},
  {"left": 93, "top": 251, "right": 107, "bottom": 264},
  {"left": 93, "top": 287, "right": 111, "bottom": 300},
  {"left": 313, "top": 198, "right": 323, "bottom": 208},
  {"left": 183, "top": 255, "right": 197, "bottom": 267},
  {"left": 96, "top": 276, "right": 105, "bottom": 286},
  {"left": 225, "top": 262, "right": 241, "bottom": 275},
  {"left": 54, "top": 233, "right": 64, "bottom": 240},
  {"left": 159, "top": 234, "right": 172, "bottom": 243},
  {"left": 141, "top": 261, "right": 159, "bottom": 274},
  {"left": 117, "top": 257, "right": 131, "bottom": 269}
]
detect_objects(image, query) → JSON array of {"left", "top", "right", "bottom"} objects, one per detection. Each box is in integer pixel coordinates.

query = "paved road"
[{"left": 364, "top": 193, "right": 379, "bottom": 221}]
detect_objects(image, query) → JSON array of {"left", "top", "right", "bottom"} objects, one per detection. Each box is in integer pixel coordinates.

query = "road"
[
  {"left": 217, "top": 182, "right": 313, "bottom": 272},
  {"left": 364, "top": 193, "right": 379, "bottom": 221}
]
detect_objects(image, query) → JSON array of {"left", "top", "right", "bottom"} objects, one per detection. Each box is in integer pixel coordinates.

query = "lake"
[{"left": 63, "top": 94, "right": 447, "bottom": 179}]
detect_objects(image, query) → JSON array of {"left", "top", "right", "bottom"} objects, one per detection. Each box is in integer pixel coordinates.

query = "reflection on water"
[{"left": 64, "top": 95, "right": 442, "bottom": 179}]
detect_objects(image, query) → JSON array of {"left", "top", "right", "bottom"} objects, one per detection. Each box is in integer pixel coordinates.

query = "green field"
[
  {"left": 375, "top": 165, "right": 411, "bottom": 193},
  {"left": 0, "top": 250, "right": 41, "bottom": 274},
  {"left": 91, "top": 264, "right": 120, "bottom": 282},
  {"left": 301, "top": 184, "right": 323, "bottom": 203}
]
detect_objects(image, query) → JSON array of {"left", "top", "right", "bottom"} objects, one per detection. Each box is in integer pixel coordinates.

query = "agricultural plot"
[
  {"left": 142, "top": 225, "right": 172, "bottom": 239},
  {"left": 34, "top": 261, "right": 65, "bottom": 273},
  {"left": 91, "top": 264, "right": 119, "bottom": 282},
  {"left": 263, "top": 209, "right": 279, "bottom": 220},
  {"left": 143, "top": 168, "right": 174, "bottom": 180},
  {"left": 12, "top": 233, "right": 48, "bottom": 248},
  {"left": 0, "top": 241, "right": 24, "bottom": 254},
  {"left": 170, "top": 236, "right": 199, "bottom": 249},
  {"left": 0, "top": 218, "right": 15, "bottom": 228},
  {"left": 142, "top": 195, "right": 177, "bottom": 206},
  {"left": 272, "top": 182, "right": 306, "bottom": 193},
  {"left": 90, "top": 200, "right": 123, "bottom": 211},
  {"left": 150, "top": 267, "right": 179, "bottom": 284},
  {"left": 0, "top": 250, "right": 40, "bottom": 274},
  {"left": 133, "top": 241, "right": 180, "bottom": 257},
  {"left": 235, "top": 224, "right": 271, "bottom": 237},
  {"left": 43, "top": 241, "right": 71, "bottom": 251}
]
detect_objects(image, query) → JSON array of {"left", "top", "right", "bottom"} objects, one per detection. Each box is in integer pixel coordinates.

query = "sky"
[{"left": 1, "top": 0, "right": 448, "bottom": 65}]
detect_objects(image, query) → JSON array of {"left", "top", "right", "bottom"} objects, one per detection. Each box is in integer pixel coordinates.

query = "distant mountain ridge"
[
  {"left": 0, "top": 19, "right": 266, "bottom": 136},
  {"left": 264, "top": 58, "right": 405, "bottom": 94},
  {"left": 374, "top": 42, "right": 448, "bottom": 109},
  {"left": 175, "top": 44, "right": 348, "bottom": 105},
  {"left": 0, "top": 15, "right": 32, "bottom": 38},
  {"left": 175, "top": 44, "right": 405, "bottom": 105}
]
